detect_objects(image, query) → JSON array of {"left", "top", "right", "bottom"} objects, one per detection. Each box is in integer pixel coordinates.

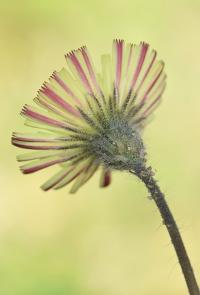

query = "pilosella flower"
[
  {"left": 12, "top": 40, "right": 166, "bottom": 193},
  {"left": 11, "top": 40, "right": 200, "bottom": 294}
]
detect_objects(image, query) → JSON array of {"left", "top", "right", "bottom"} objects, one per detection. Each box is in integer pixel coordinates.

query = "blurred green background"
[{"left": 0, "top": 0, "right": 200, "bottom": 294}]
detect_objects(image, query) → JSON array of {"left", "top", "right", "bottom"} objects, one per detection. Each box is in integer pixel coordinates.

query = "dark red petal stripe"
[
  {"left": 12, "top": 142, "right": 66, "bottom": 150},
  {"left": 140, "top": 64, "right": 164, "bottom": 104},
  {"left": 115, "top": 40, "right": 123, "bottom": 89},
  {"left": 41, "top": 85, "right": 80, "bottom": 117},
  {"left": 135, "top": 50, "right": 157, "bottom": 94},
  {"left": 52, "top": 72, "right": 82, "bottom": 106},
  {"left": 21, "top": 157, "right": 70, "bottom": 174},
  {"left": 142, "top": 83, "right": 166, "bottom": 117},
  {"left": 80, "top": 47, "right": 101, "bottom": 95},
  {"left": 102, "top": 170, "right": 111, "bottom": 187},
  {"left": 67, "top": 52, "right": 93, "bottom": 94},
  {"left": 21, "top": 105, "right": 70, "bottom": 128},
  {"left": 130, "top": 42, "right": 149, "bottom": 90}
]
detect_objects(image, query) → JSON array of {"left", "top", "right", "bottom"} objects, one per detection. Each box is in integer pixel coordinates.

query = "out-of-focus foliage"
[{"left": 0, "top": 0, "right": 200, "bottom": 294}]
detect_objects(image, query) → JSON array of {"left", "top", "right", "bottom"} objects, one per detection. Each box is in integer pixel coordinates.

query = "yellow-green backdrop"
[{"left": 0, "top": 0, "right": 200, "bottom": 294}]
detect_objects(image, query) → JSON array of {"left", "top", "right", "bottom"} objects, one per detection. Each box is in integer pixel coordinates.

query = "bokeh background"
[{"left": 1, "top": 0, "right": 200, "bottom": 294}]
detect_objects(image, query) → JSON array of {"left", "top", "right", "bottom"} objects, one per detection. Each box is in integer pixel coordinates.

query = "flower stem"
[{"left": 134, "top": 166, "right": 199, "bottom": 295}]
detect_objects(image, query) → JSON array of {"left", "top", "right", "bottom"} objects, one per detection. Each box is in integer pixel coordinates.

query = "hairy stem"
[{"left": 134, "top": 166, "right": 199, "bottom": 295}]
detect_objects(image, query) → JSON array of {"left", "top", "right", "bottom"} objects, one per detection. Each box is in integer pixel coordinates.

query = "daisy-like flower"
[
  {"left": 12, "top": 40, "right": 166, "bottom": 193},
  {"left": 12, "top": 40, "right": 200, "bottom": 294}
]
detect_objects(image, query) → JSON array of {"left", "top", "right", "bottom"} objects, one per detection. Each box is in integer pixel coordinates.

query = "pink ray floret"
[
  {"left": 52, "top": 71, "right": 82, "bottom": 106},
  {"left": 130, "top": 42, "right": 149, "bottom": 90},
  {"left": 114, "top": 39, "right": 124, "bottom": 89},
  {"left": 80, "top": 46, "right": 102, "bottom": 95},
  {"left": 66, "top": 51, "right": 93, "bottom": 94},
  {"left": 41, "top": 84, "right": 80, "bottom": 117}
]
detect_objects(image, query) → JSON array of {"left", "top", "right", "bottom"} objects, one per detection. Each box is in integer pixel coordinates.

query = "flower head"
[{"left": 12, "top": 40, "right": 166, "bottom": 193}]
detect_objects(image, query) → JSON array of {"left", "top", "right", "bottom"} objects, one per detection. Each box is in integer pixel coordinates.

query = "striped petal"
[
  {"left": 112, "top": 39, "right": 124, "bottom": 95},
  {"left": 99, "top": 168, "right": 112, "bottom": 187},
  {"left": 129, "top": 73, "right": 166, "bottom": 123},
  {"left": 39, "top": 82, "right": 80, "bottom": 117},
  {"left": 53, "top": 159, "right": 91, "bottom": 190},
  {"left": 16, "top": 150, "right": 66, "bottom": 162},
  {"left": 41, "top": 166, "right": 75, "bottom": 191},
  {"left": 52, "top": 68, "right": 83, "bottom": 106},
  {"left": 12, "top": 132, "right": 85, "bottom": 151},
  {"left": 66, "top": 50, "right": 94, "bottom": 95},
  {"left": 70, "top": 161, "right": 99, "bottom": 193},
  {"left": 79, "top": 46, "right": 103, "bottom": 96},
  {"left": 122, "top": 43, "right": 156, "bottom": 102},
  {"left": 20, "top": 154, "right": 77, "bottom": 174},
  {"left": 21, "top": 105, "right": 86, "bottom": 136}
]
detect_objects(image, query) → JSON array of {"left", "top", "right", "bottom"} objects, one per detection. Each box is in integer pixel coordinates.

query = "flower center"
[{"left": 88, "top": 117, "right": 146, "bottom": 171}]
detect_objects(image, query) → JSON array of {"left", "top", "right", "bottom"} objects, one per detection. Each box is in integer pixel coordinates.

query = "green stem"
[{"left": 133, "top": 166, "right": 199, "bottom": 295}]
